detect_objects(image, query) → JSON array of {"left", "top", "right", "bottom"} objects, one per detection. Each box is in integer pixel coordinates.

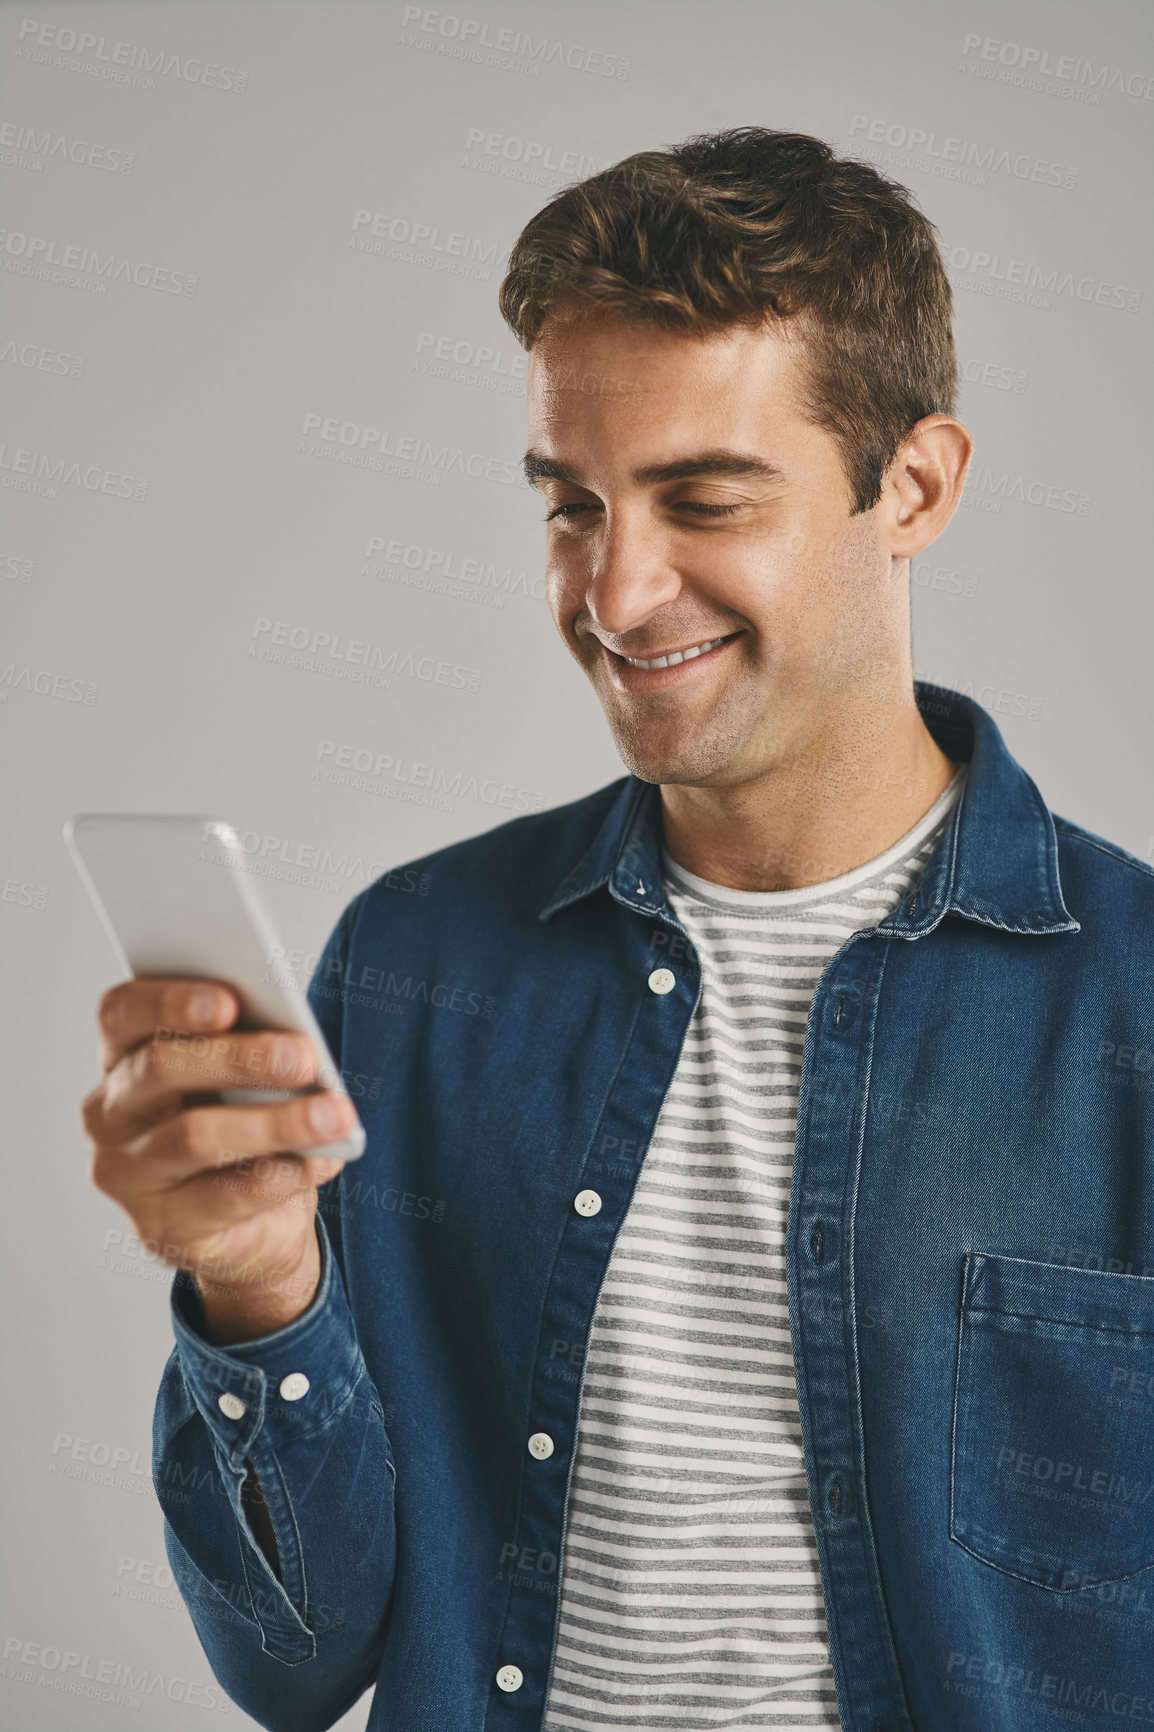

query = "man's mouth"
[{"left": 616, "top": 631, "right": 743, "bottom": 670}]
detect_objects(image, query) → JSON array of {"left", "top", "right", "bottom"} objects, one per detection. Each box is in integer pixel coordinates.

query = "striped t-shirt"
[{"left": 542, "top": 769, "right": 967, "bottom": 1730}]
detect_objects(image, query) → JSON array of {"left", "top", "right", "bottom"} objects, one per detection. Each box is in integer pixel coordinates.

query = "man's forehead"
[
  {"left": 529, "top": 310, "right": 800, "bottom": 372},
  {"left": 526, "top": 314, "right": 807, "bottom": 431}
]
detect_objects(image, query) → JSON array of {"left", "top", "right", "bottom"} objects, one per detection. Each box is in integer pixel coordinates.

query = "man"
[{"left": 82, "top": 129, "right": 1154, "bottom": 1732}]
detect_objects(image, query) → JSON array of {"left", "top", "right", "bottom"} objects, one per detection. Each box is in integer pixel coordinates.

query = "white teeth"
[{"left": 621, "top": 635, "right": 728, "bottom": 670}]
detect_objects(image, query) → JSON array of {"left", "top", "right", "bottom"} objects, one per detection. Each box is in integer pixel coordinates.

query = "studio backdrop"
[{"left": 2, "top": 1, "right": 1151, "bottom": 1726}]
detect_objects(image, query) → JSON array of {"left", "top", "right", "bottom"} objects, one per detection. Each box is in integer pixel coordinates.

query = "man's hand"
[{"left": 82, "top": 979, "right": 357, "bottom": 1343}]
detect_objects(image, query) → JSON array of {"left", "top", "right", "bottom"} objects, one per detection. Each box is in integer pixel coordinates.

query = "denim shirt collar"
[{"left": 538, "top": 681, "right": 1079, "bottom": 938}]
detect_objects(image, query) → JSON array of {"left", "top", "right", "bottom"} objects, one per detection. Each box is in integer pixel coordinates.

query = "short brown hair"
[{"left": 498, "top": 127, "right": 957, "bottom": 514}]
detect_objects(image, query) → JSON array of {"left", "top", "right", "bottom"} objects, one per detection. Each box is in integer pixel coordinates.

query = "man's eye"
[{"left": 544, "top": 499, "right": 745, "bottom": 522}]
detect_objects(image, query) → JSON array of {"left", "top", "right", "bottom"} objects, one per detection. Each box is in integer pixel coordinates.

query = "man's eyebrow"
[
  {"left": 522, "top": 451, "right": 580, "bottom": 485},
  {"left": 521, "top": 448, "right": 786, "bottom": 487},
  {"left": 633, "top": 451, "right": 786, "bottom": 486}
]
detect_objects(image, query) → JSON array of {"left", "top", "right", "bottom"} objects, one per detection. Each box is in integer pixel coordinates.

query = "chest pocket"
[{"left": 950, "top": 1251, "right": 1154, "bottom": 1590}]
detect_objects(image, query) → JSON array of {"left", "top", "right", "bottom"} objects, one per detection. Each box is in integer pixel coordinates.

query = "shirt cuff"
[{"left": 169, "top": 1212, "right": 365, "bottom": 1474}]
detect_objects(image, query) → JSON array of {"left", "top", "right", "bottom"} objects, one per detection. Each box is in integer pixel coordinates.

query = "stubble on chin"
[{"left": 602, "top": 676, "right": 753, "bottom": 787}]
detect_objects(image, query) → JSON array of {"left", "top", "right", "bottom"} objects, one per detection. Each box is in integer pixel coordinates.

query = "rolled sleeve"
[
  {"left": 170, "top": 1210, "right": 368, "bottom": 1476},
  {"left": 153, "top": 1210, "right": 396, "bottom": 1711}
]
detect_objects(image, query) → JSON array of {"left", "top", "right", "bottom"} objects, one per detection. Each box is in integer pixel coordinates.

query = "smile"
[{"left": 619, "top": 632, "right": 740, "bottom": 670}]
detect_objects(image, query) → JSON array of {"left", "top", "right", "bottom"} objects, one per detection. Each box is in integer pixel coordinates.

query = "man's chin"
[{"left": 609, "top": 731, "right": 728, "bottom": 787}]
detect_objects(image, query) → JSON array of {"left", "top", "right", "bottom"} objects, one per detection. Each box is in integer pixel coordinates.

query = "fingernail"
[
  {"left": 309, "top": 1158, "right": 345, "bottom": 1188},
  {"left": 309, "top": 1094, "right": 349, "bottom": 1136},
  {"left": 190, "top": 990, "right": 219, "bottom": 1026}
]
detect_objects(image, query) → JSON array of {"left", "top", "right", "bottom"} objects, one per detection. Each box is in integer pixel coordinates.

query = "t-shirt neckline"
[{"left": 661, "top": 765, "right": 967, "bottom": 910}]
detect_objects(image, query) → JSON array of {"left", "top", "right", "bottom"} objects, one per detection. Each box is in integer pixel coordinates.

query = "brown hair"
[{"left": 498, "top": 127, "right": 957, "bottom": 514}]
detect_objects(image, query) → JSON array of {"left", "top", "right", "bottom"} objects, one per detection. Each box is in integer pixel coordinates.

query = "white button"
[
  {"left": 279, "top": 1373, "right": 310, "bottom": 1402},
  {"left": 528, "top": 1432, "right": 554, "bottom": 1459},
  {"left": 647, "top": 967, "right": 675, "bottom": 995},
  {"left": 217, "top": 1392, "right": 246, "bottom": 1421},
  {"left": 574, "top": 1189, "right": 602, "bottom": 1217},
  {"left": 495, "top": 1664, "right": 523, "bottom": 1692}
]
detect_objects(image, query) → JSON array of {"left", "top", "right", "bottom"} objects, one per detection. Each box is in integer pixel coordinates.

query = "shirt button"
[
  {"left": 495, "top": 1664, "right": 523, "bottom": 1692},
  {"left": 528, "top": 1432, "right": 554, "bottom": 1459},
  {"left": 647, "top": 967, "right": 675, "bottom": 995},
  {"left": 574, "top": 1189, "right": 602, "bottom": 1216},
  {"left": 217, "top": 1392, "right": 246, "bottom": 1421},
  {"left": 279, "top": 1373, "right": 310, "bottom": 1402}
]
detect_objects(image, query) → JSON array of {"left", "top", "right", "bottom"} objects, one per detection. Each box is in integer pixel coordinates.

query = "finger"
[
  {"left": 100, "top": 1028, "right": 320, "bottom": 1134},
  {"left": 98, "top": 977, "right": 239, "bottom": 1071},
  {"left": 305, "top": 1156, "right": 346, "bottom": 1189},
  {"left": 113, "top": 1154, "right": 343, "bottom": 1280},
  {"left": 136, "top": 1156, "right": 326, "bottom": 1270},
  {"left": 92, "top": 1089, "right": 357, "bottom": 1200}
]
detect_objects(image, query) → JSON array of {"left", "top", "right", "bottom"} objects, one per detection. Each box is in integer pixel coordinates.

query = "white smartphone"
[{"left": 64, "top": 813, "right": 367, "bottom": 1161}]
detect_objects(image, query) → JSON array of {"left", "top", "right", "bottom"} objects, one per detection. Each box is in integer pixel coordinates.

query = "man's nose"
[{"left": 585, "top": 509, "right": 682, "bottom": 637}]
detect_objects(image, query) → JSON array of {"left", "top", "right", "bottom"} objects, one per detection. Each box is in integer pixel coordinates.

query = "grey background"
[{"left": 2, "top": 0, "right": 1151, "bottom": 1724}]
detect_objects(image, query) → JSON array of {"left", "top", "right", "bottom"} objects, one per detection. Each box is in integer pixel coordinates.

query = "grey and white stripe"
[{"left": 542, "top": 771, "right": 966, "bottom": 1730}]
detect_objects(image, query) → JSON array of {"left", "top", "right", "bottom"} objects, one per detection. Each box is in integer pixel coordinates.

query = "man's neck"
[{"left": 659, "top": 702, "right": 961, "bottom": 893}]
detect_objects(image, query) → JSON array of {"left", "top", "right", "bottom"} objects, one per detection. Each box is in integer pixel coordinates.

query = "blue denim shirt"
[{"left": 154, "top": 681, "right": 1154, "bottom": 1732}]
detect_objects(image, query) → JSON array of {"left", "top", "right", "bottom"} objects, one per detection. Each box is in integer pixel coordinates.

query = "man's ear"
[{"left": 886, "top": 415, "right": 974, "bottom": 561}]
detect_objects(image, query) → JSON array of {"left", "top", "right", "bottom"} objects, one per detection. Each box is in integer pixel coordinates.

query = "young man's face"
[{"left": 525, "top": 313, "right": 919, "bottom": 787}]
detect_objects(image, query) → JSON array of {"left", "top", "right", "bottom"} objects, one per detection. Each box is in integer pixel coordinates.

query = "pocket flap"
[{"left": 965, "top": 1252, "right": 1154, "bottom": 1337}]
